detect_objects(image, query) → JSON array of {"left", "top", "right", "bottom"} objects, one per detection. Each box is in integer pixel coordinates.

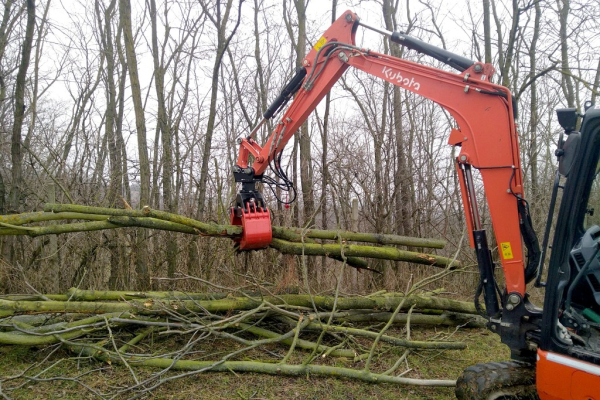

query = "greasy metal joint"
[
  {"left": 338, "top": 51, "right": 349, "bottom": 63},
  {"left": 508, "top": 293, "right": 521, "bottom": 306}
]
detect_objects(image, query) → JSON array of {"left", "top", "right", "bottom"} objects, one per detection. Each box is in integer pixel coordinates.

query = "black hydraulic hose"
[{"left": 517, "top": 199, "right": 541, "bottom": 284}]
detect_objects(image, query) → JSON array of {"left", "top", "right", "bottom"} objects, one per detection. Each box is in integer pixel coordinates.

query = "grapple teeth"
[{"left": 230, "top": 206, "right": 272, "bottom": 250}]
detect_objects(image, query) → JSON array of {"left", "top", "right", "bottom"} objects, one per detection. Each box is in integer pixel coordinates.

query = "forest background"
[{"left": 0, "top": 0, "right": 599, "bottom": 297}]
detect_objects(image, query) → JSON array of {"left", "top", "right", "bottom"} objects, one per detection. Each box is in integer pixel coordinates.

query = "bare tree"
[
  {"left": 96, "top": 0, "right": 122, "bottom": 207},
  {"left": 10, "top": 0, "right": 35, "bottom": 212},
  {"left": 196, "top": 0, "right": 242, "bottom": 219},
  {"left": 557, "top": 0, "right": 575, "bottom": 107},
  {"left": 383, "top": 0, "right": 413, "bottom": 237},
  {"left": 119, "top": 0, "right": 151, "bottom": 289}
]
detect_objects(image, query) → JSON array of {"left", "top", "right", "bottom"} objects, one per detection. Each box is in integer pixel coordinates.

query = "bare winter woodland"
[{"left": 0, "top": 0, "right": 598, "bottom": 295}]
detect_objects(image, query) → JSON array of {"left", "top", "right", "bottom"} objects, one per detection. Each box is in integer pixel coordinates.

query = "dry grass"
[{"left": 0, "top": 323, "right": 510, "bottom": 399}]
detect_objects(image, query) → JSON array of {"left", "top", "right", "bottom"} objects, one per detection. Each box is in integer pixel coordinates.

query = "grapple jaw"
[
  {"left": 230, "top": 203, "right": 272, "bottom": 250},
  {"left": 231, "top": 167, "right": 272, "bottom": 250}
]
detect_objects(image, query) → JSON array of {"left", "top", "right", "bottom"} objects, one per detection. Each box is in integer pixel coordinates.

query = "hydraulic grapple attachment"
[
  {"left": 230, "top": 202, "right": 272, "bottom": 250},
  {"left": 230, "top": 165, "right": 273, "bottom": 250}
]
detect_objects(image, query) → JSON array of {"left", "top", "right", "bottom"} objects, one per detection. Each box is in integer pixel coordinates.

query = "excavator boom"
[{"left": 232, "top": 10, "right": 530, "bottom": 297}]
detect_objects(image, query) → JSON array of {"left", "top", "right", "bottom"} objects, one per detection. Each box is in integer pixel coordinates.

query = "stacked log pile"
[
  {"left": 0, "top": 204, "right": 459, "bottom": 271},
  {"left": 0, "top": 204, "right": 477, "bottom": 397},
  {"left": 0, "top": 287, "right": 485, "bottom": 397}
]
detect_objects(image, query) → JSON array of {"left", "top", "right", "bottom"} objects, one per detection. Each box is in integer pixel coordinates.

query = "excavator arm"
[{"left": 232, "top": 11, "right": 540, "bottom": 354}]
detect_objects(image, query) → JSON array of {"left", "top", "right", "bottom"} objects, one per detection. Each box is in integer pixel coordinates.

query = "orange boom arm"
[{"left": 231, "top": 10, "right": 539, "bottom": 307}]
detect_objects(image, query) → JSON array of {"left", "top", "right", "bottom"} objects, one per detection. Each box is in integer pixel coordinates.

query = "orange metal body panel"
[
  {"left": 345, "top": 42, "right": 525, "bottom": 294},
  {"left": 230, "top": 206, "right": 272, "bottom": 250},
  {"left": 537, "top": 350, "right": 600, "bottom": 400}
]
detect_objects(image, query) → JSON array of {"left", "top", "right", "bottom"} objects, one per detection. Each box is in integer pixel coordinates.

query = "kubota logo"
[{"left": 382, "top": 66, "right": 421, "bottom": 91}]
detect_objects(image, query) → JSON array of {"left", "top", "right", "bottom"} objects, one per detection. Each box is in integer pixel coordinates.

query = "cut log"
[
  {"left": 68, "top": 342, "right": 457, "bottom": 387},
  {"left": 0, "top": 204, "right": 456, "bottom": 270},
  {"left": 272, "top": 226, "right": 446, "bottom": 248},
  {"left": 0, "top": 294, "right": 478, "bottom": 317},
  {"left": 270, "top": 239, "right": 459, "bottom": 268}
]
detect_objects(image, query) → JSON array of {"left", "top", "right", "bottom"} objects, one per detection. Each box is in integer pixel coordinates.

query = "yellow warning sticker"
[
  {"left": 313, "top": 36, "right": 327, "bottom": 52},
  {"left": 500, "top": 242, "right": 514, "bottom": 260}
]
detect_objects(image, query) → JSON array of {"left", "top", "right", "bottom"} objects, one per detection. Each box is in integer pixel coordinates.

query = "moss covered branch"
[{"left": 0, "top": 204, "right": 458, "bottom": 270}]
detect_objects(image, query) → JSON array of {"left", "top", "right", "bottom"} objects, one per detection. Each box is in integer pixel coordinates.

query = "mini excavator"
[{"left": 230, "top": 10, "right": 600, "bottom": 399}]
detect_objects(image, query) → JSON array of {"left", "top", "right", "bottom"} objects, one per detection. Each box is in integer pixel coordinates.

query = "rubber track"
[{"left": 455, "top": 361, "right": 540, "bottom": 400}]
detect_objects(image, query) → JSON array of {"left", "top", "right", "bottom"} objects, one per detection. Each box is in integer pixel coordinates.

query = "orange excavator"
[{"left": 230, "top": 10, "right": 600, "bottom": 399}]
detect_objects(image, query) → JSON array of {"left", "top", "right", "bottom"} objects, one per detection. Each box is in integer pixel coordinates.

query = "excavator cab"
[
  {"left": 457, "top": 104, "right": 600, "bottom": 400},
  {"left": 534, "top": 103, "right": 600, "bottom": 399}
]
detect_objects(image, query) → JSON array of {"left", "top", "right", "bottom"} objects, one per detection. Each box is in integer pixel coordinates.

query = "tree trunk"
[
  {"left": 491, "top": 0, "right": 519, "bottom": 89},
  {"left": 96, "top": 0, "right": 122, "bottom": 207},
  {"left": 149, "top": 0, "right": 176, "bottom": 279},
  {"left": 23, "top": 0, "right": 50, "bottom": 150},
  {"left": 592, "top": 58, "right": 600, "bottom": 106},
  {"left": 10, "top": 0, "right": 35, "bottom": 212},
  {"left": 482, "top": 0, "right": 491, "bottom": 64},
  {"left": 119, "top": 0, "right": 150, "bottom": 289},
  {"left": 528, "top": 1, "right": 541, "bottom": 220},
  {"left": 319, "top": 0, "right": 336, "bottom": 273},
  {"left": 116, "top": 29, "right": 131, "bottom": 205},
  {"left": 382, "top": 0, "right": 412, "bottom": 238},
  {"left": 197, "top": 0, "right": 238, "bottom": 219},
  {"left": 557, "top": 0, "right": 575, "bottom": 107},
  {"left": 119, "top": 0, "right": 150, "bottom": 206}
]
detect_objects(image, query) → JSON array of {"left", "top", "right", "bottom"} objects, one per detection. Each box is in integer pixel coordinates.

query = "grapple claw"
[{"left": 230, "top": 203, "right": 272, "bottom": 250}]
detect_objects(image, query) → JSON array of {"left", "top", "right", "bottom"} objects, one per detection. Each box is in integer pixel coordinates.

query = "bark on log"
[
  {"left": 278, "top": 317, "right": 466, "bottom": 350},
  {"left": 0, "top": 211, "right": 109, "bottom": 225},
  {"left": 270, "top": 239, "right": 459, "bottom": 268},
  {"left": 0, "top": 313, "right": 123, "bottom": 345},
  {"left": 68, "top": 343, "right": 457, "bottom": 387},
  {"left": 44, "top": 203, "right": 242, "bottom": 236},
  {"left": 2, "top": 209, "right": 445, "bottom": 250},
  {"left": 272, "top": 226, "right": 446, "bottom": 248},
  {"left": 0, "top": 294, "right": 478, "bottom": 317},
  {"left": 235, "top": 322, "right": 360, "bottom": 359},
  {"left": 268, "top": 225, "right": 372, "bottom": 270},
  {"left": 54, "top": 290, "right": 483, "bottom": 327},
  {"left": 338, "top": 311, "right": 486, "bottom": 328},
  {"left": 0, "top": 205, "right": 456, "bottom": 270},
  {"left": 64, "top": 288, "right": 229, "bottom": 301},
  {"left": 4, "top": 208, "right": 369, "bottom": 269}
]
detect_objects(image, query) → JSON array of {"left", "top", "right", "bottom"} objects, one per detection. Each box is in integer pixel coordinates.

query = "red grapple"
[{"left": 230, "top": 204, "right": 272, "bottom": 250}]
